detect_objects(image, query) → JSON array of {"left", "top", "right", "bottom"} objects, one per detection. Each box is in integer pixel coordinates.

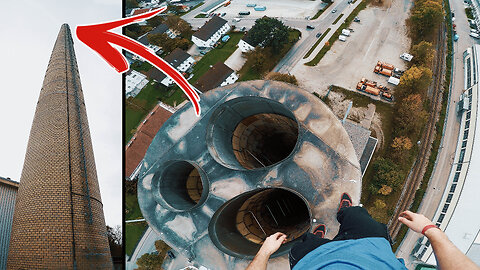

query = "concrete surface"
[
  {"left": 292, "top": 0, "right": 412, "bottom": 95},
  {"left": 137, "top": 80, "right": 362, "bottom": 269},
  {"left": 224, "top": 47, "right": 246, "bottom": 71}
]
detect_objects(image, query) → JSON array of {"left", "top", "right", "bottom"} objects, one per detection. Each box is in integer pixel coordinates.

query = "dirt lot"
[
  {"left": 292, "top": 0, "right": 412, "bottom": 95},
  {"left": 215, "top": 0, "right": 322, "bottom": 19}
]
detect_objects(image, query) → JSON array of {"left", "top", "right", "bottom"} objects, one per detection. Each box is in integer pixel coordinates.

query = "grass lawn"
[
  {"left": 126, "top": 193, "right": 143, "bottom": 220},
  {"left": 311, "top": 2, "right": 333, "bottom": 20},
  {"left": 195, "top": 13, "right": 207, "bottom": 18},
  {"left": 189, "top": 32, "right": 244, "bottom": 83},
  {"left": 126, "top": 221, "right": 148, "bottom": 256},
  {"left": 125, "top": 81, "right": 171, "bottom": 143},
  {"left": 131, "top": 61, "right": 153, "bottom": 72},
  {"left": 181, "top": 2, "right": 204, "bottom": 16},
  {"left": 238, "top": 29, "right": 301, "bottom": 81},
  {"left": 304, "top": 28, "right": 331, "bottom": 59},
  {"left": 333, "top": 13, "right": 344, "bottom": 25}
]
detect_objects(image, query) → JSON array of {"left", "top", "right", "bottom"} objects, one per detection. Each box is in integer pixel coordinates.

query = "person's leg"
[
  {"left": 289, "top": 225, "right": 331, "bottom": 269},
  {"left": 333, "top": 206, "right": 391, "bottom": 242}
]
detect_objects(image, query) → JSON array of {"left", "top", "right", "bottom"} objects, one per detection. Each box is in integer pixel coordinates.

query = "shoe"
[
  {"left": 338, "top": 192, "right": 353, "bottom": 212},
  {"left": 312, "top": 224, "right": 326, "bottom": 238}
]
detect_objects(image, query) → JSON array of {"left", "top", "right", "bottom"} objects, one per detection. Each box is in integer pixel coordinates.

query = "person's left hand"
[{"left": 259, "top": 232, "right": 287, "bottom": 256}]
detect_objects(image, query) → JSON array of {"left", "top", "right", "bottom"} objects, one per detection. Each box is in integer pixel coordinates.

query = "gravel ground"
[{"left": 292, "top": 0, "right": 412, "bottom": 96}]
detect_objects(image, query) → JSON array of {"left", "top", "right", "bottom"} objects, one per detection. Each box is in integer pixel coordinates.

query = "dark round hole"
[
  {"left": 232, "top": 113, "right": 298, "bottom": 170},
  {"left": 159, "top": 161, "right": 205, "bottom": 211},
  {"left": 208, "top": 188, "right": 311, "bottom": 258},
  {"left": 206, "top": 96, "right": 299, "bottom": 170}
]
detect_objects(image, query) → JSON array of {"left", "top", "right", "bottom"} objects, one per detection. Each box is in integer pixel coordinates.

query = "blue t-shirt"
[{"left": 292, "top": 237, "right": 407, "bottom": 270}]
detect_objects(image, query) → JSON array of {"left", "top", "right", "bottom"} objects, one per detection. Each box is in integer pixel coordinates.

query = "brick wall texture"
[{"left": 6, "top": 24, "right": 113, "bottom": 269}]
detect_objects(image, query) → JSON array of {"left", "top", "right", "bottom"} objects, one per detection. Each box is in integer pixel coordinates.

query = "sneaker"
[
  {"left": 312, "top": 224, "right": 326, "bottom": 238},
  {"left": 338, "top": 192, "right": 353, "bottom": 212}
]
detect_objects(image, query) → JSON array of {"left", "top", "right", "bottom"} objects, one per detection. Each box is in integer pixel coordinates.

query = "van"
[{"left": 339, "top": 35, "right": 347, "bottom": 42}]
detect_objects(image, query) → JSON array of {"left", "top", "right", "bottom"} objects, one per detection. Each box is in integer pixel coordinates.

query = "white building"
[
  {"left": 413, "top": 45, "right": 480, "bottom": 266},
  {"left": 192, "top": 16, "right": 229, "bottom": 48},
  {"left": 194, "top": 62, "right": 238, "bottom": 92},
  {"left": 126, "top": 70, "right": 149, "bottom": 98},
  {"left": 199, "top": 0, "right": 231, "bottom": 15},
  {"left": 146, "top": 48, "right": 195, "bottom": 86}
]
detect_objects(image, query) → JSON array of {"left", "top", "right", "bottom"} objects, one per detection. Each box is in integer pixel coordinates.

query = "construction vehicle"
[
  {"left": 356, "top": 79, "right": 394, "bottom": 101},
  {"left": 360, "top": 77, "right": 377, "bottom": 87},
  {"left": 374, "top": 65, "right": 393, "bottom": 77},
  {"left": 376, "top": 61, "right": 395, "bottom": 70}
]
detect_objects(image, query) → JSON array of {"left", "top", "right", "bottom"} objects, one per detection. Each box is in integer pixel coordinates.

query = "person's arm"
[
  {"left": 245, "top": 232, "right": 287, "bottom": 270},
  {"left": 398, "top": 210, "right": 479, "bottom": 270}
]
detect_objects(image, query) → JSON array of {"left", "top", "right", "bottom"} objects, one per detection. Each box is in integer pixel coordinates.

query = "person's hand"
[
  {"left": 398, "top": 210, "right": 435, "bottom": 233},
  {"left": 259, "top": 232, "right": 287, "bottom": 257}
]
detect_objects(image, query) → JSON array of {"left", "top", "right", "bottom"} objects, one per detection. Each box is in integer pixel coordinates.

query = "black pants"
[{"left": 289, "top": 207, "right": 392, "bottom": 268}]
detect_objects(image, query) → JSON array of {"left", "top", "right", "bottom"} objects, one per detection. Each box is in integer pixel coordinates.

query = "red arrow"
[{"left": 76, "top": 7, "right": 201, "bottom": 116}]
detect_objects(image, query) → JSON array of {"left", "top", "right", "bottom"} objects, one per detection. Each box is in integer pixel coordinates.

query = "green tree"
[
  {"left": 164, "top": 15, "right": 193, "bottom": 39},
  {"left": 371, "top": 158, "right": 405, "bottom": 190},
  {"left": 249, "top": 17, "right": 290, "bottom": 53},
  {"left": 411, "top": 41, "right": 434, "bottom": 66},
  {"left": 147, "top": 16, "right": 164, "bottom": 28}
]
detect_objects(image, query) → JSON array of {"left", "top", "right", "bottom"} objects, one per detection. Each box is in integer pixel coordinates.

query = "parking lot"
[
  {"left": 291, "top": 0, "right": 412, "bottom": 95},
  {"left": 214, "top": 0, "right": 322, "bottom": 19}
]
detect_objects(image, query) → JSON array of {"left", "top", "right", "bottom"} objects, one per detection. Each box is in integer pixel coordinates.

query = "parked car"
[
  {"left": 200, "top": 51, "right": 207, "bottom": 55},
  {"left": 354, "top": 17, "right": 360, "bottom": 22},
  {"left": 221, "top": 13, "right": 226, "bottom": 16},
  {"left": 241, "top": 26, "right": 247, "bottom": 31},
  {"left": 470, "top": 32, "right": 479, "bottom": 39},
  {"left": 316, "top": 32, "right": 322, "bottom": 38}
]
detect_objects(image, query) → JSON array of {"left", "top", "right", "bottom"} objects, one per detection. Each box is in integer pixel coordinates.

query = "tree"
[
  {"left": 266, "top": 72, "right": 298, "bottom": 85},
  {"left": 372, "top": 158, "right": 405, "bottom": 190},
  {"left": 394, "top": 94, "right": 428, "bottom": 137},
  {"left": 107, "top": 225, "right": 122, "bottom": 264},
  {"left": 396, "top": 65, "right": 432, "bottom": 98},
  {"left": 136, "top": 253, "right": 164, "bottom": 270},
  {"left": 374, "top": 199, "right": 387, "bottom": 209},
  {"left": 245, "top": 48, "right": 268, "bottom": 72},
  {"left": 164, "top": 15, "right": 193, "bottom": 38},
  {"left": 409, "top": 0, "right": 443, "bottom": 40},
  {"left": 378, "top": 185, "right": 393, "bottom": 196},
  {"left": 126, "top": 179, "right": 137, "bottom": 195},
  {"left": 391, "top": 136, "right": 413, "bottom": 150},
  {"left": 248, "top": 17, "right": 290, "bottom": 53},
  {"left": 147, "top": 16, "right": 164, "bottom": 28},
  {"left": 411, "top": 41, "right": 435, "bottom": 66},
  {"left": 126, "top": 0, "right": 139, "bottom": 9}
]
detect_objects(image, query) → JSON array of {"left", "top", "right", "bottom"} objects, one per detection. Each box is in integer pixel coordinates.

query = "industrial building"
[
  {"left": 413, "top": 45, "right": 480, "bottom": 266},
  {"left": 0, "top": 176, "right": 18, "bottom": 270},
  {"left": 7, "top": 25, "right": 113, "bottom": 269},
  {"left": 136, "top": 80, "right": 363, "bottom": 269}
]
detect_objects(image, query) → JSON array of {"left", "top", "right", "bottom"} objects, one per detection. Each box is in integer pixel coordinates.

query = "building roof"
[
  {"left": 150, "top": 24, "right": 169, "bottom": 35},
  {"left": 132, "top": 8, "right": 151, "bottom": 16},
  {"left": 193, "top": 16, "right": 228, "bottom": 42},
  {"left": 146, "top": 67, "right": 167, "bottom": 82},
  {"left": 241, "top": 31, "right": 259, "bottom": 47},
  {"left": 163, "top": 48, "right": 191, "bottom": 69},
  {"left": 0, "top": 176, "right": 19, "bottom": 188},
  {"left": 138, "top": 33, "right": 149, "bottom": 46},
  {"left": 125, "top": 104, "right": 173, "bottom": 177},
  {"left": 194, "top": 62, "right": 234, "bottom": 92}
]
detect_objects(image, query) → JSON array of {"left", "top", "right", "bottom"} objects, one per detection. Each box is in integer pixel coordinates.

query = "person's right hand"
[
  {"left": 259, "top": 232, "right": 287, "bottom": 256},
  {"left": 398, "top": 210, "right": 434, "bottom": 233}
]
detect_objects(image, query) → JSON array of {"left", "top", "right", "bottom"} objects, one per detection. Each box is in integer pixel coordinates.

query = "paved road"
[
  {"left": 274, "top": 0, "right": 361, "bottom": 73},
  {"left": 395, "top": 1, "right": 477, "bottom": 267}
]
